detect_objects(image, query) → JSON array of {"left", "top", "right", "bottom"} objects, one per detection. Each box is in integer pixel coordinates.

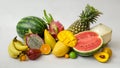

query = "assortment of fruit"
[{"left": 8, "top": 4, "right": 113, "bottom": 63}]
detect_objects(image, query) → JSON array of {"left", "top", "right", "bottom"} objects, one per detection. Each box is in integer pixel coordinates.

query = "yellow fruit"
[
  {"left": 102, "top": 47, "right": 112, "bottom": 57},
  {"left": 8, "top": 40, "right": 22, "bottom": 56},
  {"left": 8, "top": 47, "right": 18, "bottom": 58},
  {"left": 14, "top": 38, "right": 28, "bottom": 51},
  {"left": 94, "top": 52, "right": 109, "bottom": 63},
  {"left": 52, "top": 41, "right": 70, "bottom": 57},
  {"left": 44, "top": 29, "right": 56, "bottom": 49},
  {"left": 57, "top": 30, "right": 77, "bottom": 47},
  {"left": 40, "top": 44, "right": 51, "bottom": 55}
]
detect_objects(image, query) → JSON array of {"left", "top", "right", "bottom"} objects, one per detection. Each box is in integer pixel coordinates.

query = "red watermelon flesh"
[{"left": 73, "top": 31, "right": 103, "bottom": 56}]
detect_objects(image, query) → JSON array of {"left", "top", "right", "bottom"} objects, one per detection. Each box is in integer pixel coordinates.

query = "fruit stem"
[
  {"left": 43, "top": 10, "right": 54, "bottom": 25},
  {"left": 13, "top": 36, "right": 17, "bottom": 42}
]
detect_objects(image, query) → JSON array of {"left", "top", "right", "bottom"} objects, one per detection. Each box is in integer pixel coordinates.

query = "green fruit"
[
  {"left": 73, "top": 31, "right": 103, "bottom": 56},
  {"left": 67, "top": 4, "right": 102, "bottom": 34},
  {"left": 16, "top": 16, "right": 47, "bottom": 39},
  {"left": 69, "top": 51, "right": 77, "bottom": 59}
]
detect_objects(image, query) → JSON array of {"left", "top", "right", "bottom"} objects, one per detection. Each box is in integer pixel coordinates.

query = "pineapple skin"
[
  {"left": 67, "top": 4, "right": 102, "bottom": 34},
  {"left": 67, "top": 19, "right": 90, "bottom": 34}
]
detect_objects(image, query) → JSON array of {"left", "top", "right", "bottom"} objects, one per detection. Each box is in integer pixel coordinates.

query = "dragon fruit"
[{"left": 43, "top": 10, "right": 64, "bottom": 39}]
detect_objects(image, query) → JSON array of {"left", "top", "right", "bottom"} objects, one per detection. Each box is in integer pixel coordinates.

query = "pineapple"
[{"left": 67, "top": 4, "right": 102, "bottom": 34}]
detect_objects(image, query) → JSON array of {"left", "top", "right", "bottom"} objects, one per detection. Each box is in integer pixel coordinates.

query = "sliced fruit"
[
  {"left": 94, "top": 52, "right": 109, "bottom": 63},
  {"left": 52, "top": 41, "right": 70, "bottom": 57},
  {"left": 40, "top": 44, "right": 51, "bottom": 55},
  {"left": 25, "top": 34, "right": 44, "bottom": 49},
  {"left": 73, "top": 31, "right": 103, "bottom": 56},
  {"left": 102, "top": 47, "right": 112, "bottom": 57},
  {"left": 43, "top": 10, "right": 64, "bottom": 39},
  {"left": 57, "top": 30, "right": 77, "bottom": 47},
  {"left": 90, "top": 23, "right": 112, "bottom": 45},
  {"left": 44, "top": 29, "right": 56, "bottom": 49}
]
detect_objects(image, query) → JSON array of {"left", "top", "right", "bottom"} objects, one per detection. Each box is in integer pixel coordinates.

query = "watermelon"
[
  {"left": 16, "top": 16, "right": 47, "bottom": 39},
  {"left": 73, "top": 31, "right": 103, "bottom": 56}
]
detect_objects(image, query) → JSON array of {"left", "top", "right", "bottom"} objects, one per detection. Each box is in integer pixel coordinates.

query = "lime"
[{"left": 69, "top": 51, "right": 77, "bottom": 59}]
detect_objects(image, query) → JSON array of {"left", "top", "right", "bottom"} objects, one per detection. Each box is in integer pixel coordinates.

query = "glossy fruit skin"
[
  {"left": 26, "top": 49, "right": 41, "bottom": 60},
  {"left": 69, "top": 51, "right": 77, "bottom": 59},
  {"left": 16, "top": 16, "right": 47, "bottom": 39}
]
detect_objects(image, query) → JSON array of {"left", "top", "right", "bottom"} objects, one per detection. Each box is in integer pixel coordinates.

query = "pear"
[{"left": 44, "top": 29, "right": 56, "bottom": 49}]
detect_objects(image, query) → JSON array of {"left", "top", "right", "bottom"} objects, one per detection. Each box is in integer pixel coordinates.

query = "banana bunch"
[{"left": 8, "top": 37, "right": 28, "bottom": 58}]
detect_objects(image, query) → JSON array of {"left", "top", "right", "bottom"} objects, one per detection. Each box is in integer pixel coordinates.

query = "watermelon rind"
[
  {"left": 73, "top": 31, "right": 103, "bottom": 56},
  {"left": 16, "top": 16, "right": 47, "bottom": 39}
]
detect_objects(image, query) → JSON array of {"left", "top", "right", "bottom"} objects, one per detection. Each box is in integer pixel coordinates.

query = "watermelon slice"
[{"left": 73, "top": 31, "right": 103, "bottom": 56}]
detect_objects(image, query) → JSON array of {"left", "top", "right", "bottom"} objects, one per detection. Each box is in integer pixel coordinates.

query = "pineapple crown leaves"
[
  {"left": 80, "top": 4, "right": 102, "bottom": 24},
  {"left": 43, "top": 10, "right": 54, "bottom": 25}
]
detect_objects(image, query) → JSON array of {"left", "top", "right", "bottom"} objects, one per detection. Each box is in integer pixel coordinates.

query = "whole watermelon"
[{"left": 16, "top": 16, "right": 47, "bottom": 39}]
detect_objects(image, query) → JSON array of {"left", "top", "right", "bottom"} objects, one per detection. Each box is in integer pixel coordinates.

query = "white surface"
[{"left": 0, "top": 0, "right": 120, "bottom": 68}]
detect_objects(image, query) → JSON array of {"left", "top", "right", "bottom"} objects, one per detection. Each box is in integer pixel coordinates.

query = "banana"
[
  {"left": 8, "top": 46, "right": 18, "bottom": 58},
  {"left": 8, "top": 39, "right": 22, "bottom": 56},
  {"left": 14, "top": 39, "right": 28, "bottom": 51}
]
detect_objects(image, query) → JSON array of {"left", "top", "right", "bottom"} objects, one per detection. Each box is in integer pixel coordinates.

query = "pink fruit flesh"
[
  {"left": 49, "top": 21, "right": 64, "bottom": 39},
  {"left": 74, "top": 31, "right": 102, "bottom": 51},
  {"left": 55, "top": 21, "right": 64, "bottom": 32}
]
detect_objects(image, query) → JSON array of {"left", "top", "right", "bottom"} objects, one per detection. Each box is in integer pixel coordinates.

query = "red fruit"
[
  {"left": 26, "top": 49, "right": 41, "bottom": 60},
  {"left": 55, "top": 21, "right": 64, "bottom": 32},
  {"left": 49, "top": 21, "right": 64, "bottom": 39},
  {"left": 43, "top": 10, "right": 64, "bottom": 39}
]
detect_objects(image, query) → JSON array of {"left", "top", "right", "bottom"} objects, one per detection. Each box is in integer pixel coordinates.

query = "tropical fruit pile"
[{"left": 8, "top": 4, "right": 112, "bottom": 63}]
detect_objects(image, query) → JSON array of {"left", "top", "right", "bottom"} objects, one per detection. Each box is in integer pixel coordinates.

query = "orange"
[{"left": 40, "top": 44, "right": 51, "bottom": 55}]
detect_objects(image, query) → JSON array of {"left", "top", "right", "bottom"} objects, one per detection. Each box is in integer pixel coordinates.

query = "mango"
[{"left": 52, "top": 41, "right": 70, "bottom": 57}]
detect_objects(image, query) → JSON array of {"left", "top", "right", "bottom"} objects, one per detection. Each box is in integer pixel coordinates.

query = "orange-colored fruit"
[
  {"left": 40, "top": 44, "right": 51, "bottom": 55},
  {"left": 19, "top": 54, "right": 27, "bottom": 61},
  {"left": 64, "top": 54, "right": 69, "bottom": 58}
]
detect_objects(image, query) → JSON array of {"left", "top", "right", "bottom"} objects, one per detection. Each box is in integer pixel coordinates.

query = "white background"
[{"left": 0, "top": 0, "right": 120, "bottom": 68}]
